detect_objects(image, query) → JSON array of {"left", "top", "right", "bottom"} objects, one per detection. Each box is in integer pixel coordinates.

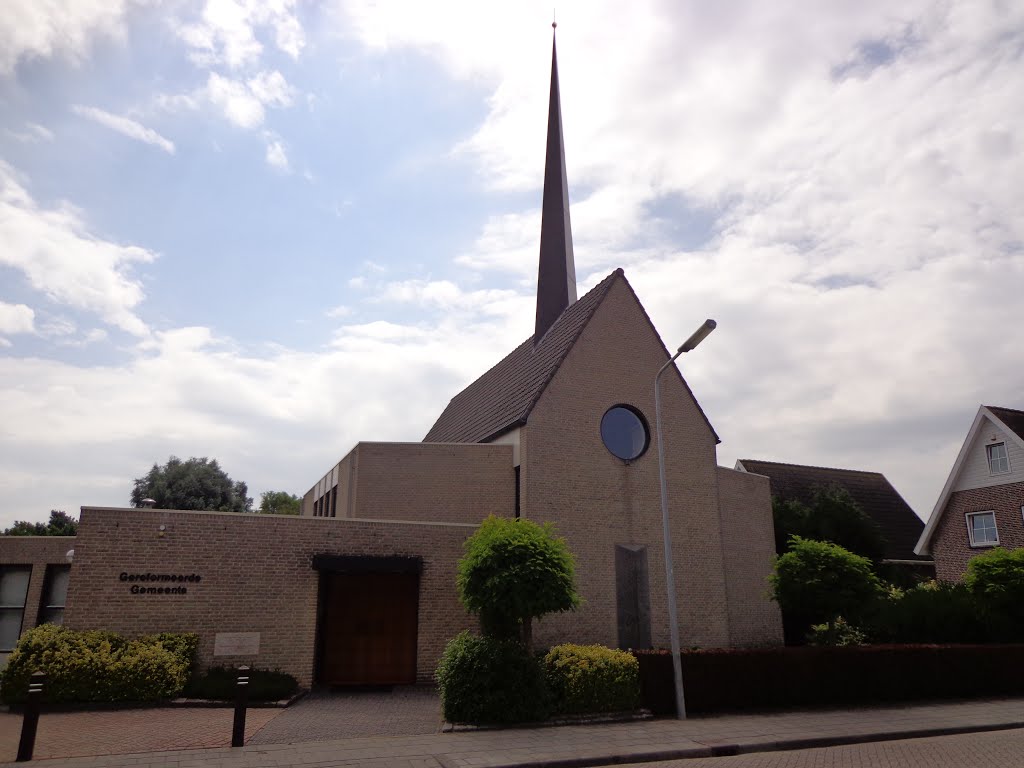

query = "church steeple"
[{"left": 534, "top": 25, "right": 577, "bottom": 343}]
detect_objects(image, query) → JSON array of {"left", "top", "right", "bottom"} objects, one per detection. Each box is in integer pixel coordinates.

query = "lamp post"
[{"left": 655, "top": 318, "right": 716, "bottom": 720}]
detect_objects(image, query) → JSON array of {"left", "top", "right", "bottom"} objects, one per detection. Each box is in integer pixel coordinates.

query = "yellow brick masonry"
[
  {"left": 0, "top": 536, "right": 75, "bottom": 637},
  {"left": 521, "top": 277, "right": 781, "bottom": 650},
  {"left": 63, "top": 508, "right": 478, "bottom": 687}
]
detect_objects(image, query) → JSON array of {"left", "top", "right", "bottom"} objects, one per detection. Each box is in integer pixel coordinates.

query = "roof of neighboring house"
[
  {"left": 424, "top": 269, "right": 719, "bottom": 445},
  {"left": 915, "top": 404, "right": 1024, "bottom": 555},
  {"left": 736, "top": 459, "right": 929, "bottom": 562},
  {"left": 986, "top": 406, "right": 1024, "bottom": 443}
]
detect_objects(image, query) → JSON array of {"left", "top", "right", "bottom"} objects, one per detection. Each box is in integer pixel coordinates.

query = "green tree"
[
  {"left": 457, "top": 515, "right": 580, "bottom": 650},
  {"left": 257, "top": 491, "right": 300, "bottom": 516},
  {"left": 772, "top": 484, "right": 886, "bottom": 562},
  {"left": 2, "top": 510, "right": 78, "bottom": 536},
  {"left": 770, "top": 536, "right": 882, "bottom": 639},
  {"left": 131, "top": 456, "right": 252, "bottom": 513}
]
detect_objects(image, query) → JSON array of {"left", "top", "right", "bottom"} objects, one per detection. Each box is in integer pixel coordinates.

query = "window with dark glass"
[
  {"left": 0, "top": 565, "right": 31, "bottom": 666},
  {"left": 38, "top": 565, "right": 71, "bottom": 627},
  {"left": 600, "top": 405, "right": 650, "bottom": 461}
]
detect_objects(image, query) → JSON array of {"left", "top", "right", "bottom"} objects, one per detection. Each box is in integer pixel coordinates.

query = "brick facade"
[
  {"left": 930, "top": 481, "right": 1024, "bottom": 581},
  {"left": 62, "top": 508, "right": 477, "bottom": 687},
  {"left": 0, "top": 536, "right": 75, "bottom": 640},
  {"left": 522, "top": 279, "right": 781, "bottom": 650}
]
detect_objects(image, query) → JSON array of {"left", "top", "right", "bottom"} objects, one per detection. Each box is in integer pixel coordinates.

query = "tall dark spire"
[{"left": 534, "top": 25, "right": 577, "bottom": 343}]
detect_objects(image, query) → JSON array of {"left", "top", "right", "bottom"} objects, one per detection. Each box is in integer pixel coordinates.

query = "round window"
[{"left": 600, "top": 405, "right": 650, "bottom": 461}]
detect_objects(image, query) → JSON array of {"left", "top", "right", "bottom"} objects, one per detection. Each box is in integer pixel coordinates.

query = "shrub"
[
  {"left": 806, "top": 617, "right": 865, "bottom": 646},
  {"left": 966, "top": 547, "right": 1024, "bottom": 640},
  {"left": 183, "top": 666, "right": 299, "bottom": 701},
  {"left": 770, "top": 536, "right": 882, "bottom": 640},
  {"left": 0, "top": 626, "right": 195, "bottom": 705},
  {"left": 865, "top": 581, "right": 988, "bottom": 643},
  {"left": 436, "top": 631, "right": 549, "bottom": 724},
  {"left": 544, "top": 644, "right": 639, "bottom": 715}
]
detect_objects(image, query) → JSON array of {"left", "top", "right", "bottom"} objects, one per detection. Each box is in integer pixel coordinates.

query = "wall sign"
[
  {"left": 214, "top": 632, "right": 260, "bottom": 656},
  {"left": 119, "top": 571, "right": 202, "bottom": 595}
]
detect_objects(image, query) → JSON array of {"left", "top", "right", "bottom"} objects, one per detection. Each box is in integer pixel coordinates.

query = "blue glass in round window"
[{"left": 600, "top": 406, "right": 650, "bottom": 461}]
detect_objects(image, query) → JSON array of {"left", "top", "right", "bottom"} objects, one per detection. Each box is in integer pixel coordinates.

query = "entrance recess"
[{"left": 314, "top": 556, "right": 421, "bottom": 686}]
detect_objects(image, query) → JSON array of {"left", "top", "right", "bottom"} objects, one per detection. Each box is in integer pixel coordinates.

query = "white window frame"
[
  {"left": 965, "top": 510, "right": 999, "bottom": 547},
  {"left": 986, "top": 442, "right": 1011, "bottom": 475}
]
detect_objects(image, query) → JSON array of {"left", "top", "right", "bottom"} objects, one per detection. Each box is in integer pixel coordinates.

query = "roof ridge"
[
  {"left": 986, "top": 404, "right": 1024, "bottom": 415},
  {"left": 740, "top": 459, "right": 886, "bottom": 476}
]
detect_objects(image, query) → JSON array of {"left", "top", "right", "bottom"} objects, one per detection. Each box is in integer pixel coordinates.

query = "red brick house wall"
[{"left": 930, "top": 481, "right": 1024, "bottom": 581}]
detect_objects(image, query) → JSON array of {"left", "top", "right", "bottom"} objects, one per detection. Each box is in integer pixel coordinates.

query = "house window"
[
  {"left": 38, "top": 565, "right": 71, "bottom": 627},
  {"left": 0, "top": 566, "right": 31, "bottom": 667},
  {"left": 600, "top": 405, "right": 650, "bottom": 461},
  {"left": 986, "top": 442, "right": 1010, "bottom": 475},
  {"left": 966, "top": 511, "right": 999, "bottom": 547}
]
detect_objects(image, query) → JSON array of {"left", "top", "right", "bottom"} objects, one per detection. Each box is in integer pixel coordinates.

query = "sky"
[{"left": 0, "top": 0, "right": 1021, "bottom": 530}]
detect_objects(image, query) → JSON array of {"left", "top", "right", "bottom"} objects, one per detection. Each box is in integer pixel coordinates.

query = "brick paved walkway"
[
  {"left": 0, "top": 706, "right": 279, "bottom": 762},
  {"left": 248, "top": 686, "right": 443, "bottom": 744},
  {"left": 0, "top": 697, "right": 1021, "bottom": 768}
]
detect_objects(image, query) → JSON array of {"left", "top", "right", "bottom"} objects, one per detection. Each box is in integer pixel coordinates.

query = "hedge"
[
  {"left": 0, "top": 626, "right": 198, "bottom": 705},
  {"left": 436, "top": 631, "right": 549, "bottom": 724},
  {"left": 634, "top": 645, "right": 1024, "bottom": 715},
  {"left": 544, "top": 644, "right": 638, "bottom": 715}
]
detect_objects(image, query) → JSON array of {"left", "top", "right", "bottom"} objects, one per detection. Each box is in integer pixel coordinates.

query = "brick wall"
[
  {"left": 64, "top": 508, "right": 477, "bottom": 686},
  {"left": 716, "top": 467, "right": 784, "bottom": 645},
  {"left": 352, "top": 442, "right": 514, "bottom": 523},
  {"left": 522, "top": 277, "right": 739, "bottom": 650},
  {"left": 0, "top": 536, "right": 75, "bottom": 642},
  {"left": 931, "top": 481, "right": 1024, "bottom": 581}
]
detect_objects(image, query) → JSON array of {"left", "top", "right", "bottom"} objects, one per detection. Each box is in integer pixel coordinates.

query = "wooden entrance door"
[{"left": 320, "top": 571, "right": 419, "bottom": 685}]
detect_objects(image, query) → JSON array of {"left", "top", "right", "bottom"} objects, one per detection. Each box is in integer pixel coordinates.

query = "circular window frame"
[{"left": 599, "top": 404, "right": 651, "bottom": 462}]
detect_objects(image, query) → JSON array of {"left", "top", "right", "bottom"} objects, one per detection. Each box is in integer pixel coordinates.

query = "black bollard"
[
  {"left": 231, "top": 666, "right": 250, "bottom": 748},
  {"left": 16, "top": 671, "right": 45, "bottom": 762}
]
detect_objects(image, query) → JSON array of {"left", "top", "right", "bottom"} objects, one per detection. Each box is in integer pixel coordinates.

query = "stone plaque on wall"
[{"left": 214, "top": 632, "right": 260, "bottom": 656}]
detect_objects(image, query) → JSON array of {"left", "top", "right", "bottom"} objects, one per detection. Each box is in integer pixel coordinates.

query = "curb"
[{"left": 482, "top": 721, "right": 1024, "bottom": 768}]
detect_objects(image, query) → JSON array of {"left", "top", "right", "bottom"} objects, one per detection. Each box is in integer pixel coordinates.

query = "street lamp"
[{"left": 654, "top": 318, "right": 716, "bottom": 720}]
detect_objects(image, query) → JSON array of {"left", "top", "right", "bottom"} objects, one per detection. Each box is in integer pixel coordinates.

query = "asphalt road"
[{"left": 617, "top": 727, "right": 1024, "bottom": 767}]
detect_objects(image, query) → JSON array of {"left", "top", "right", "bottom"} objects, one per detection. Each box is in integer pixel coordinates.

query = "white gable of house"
[
  {"left": 915, "top": 406, "right": 1024, "bottom": 555},
  {"left": 952, "top": 416, "right": 1024, "bottom": 492}
]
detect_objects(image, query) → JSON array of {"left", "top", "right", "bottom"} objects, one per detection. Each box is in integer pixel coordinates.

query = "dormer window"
[{"left": 986, "top": 442, "right": 1010, "bottom": 475}]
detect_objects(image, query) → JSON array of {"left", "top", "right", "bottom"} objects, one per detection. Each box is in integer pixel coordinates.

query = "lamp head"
[{"left": 678, "top": 319, "right": 717, "bottom": 353}]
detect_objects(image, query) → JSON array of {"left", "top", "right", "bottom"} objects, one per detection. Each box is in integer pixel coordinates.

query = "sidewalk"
[{"left": 3, "top": 697, "right": 1022, "bottom": 768}]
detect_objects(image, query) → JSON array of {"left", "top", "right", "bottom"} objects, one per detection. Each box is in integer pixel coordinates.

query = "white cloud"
[
  {"left": 0, "top": 0, "right": 131, "bottom": 76},
  {"left": 177, "top": 0, "right": 305, "bottom": 70},
  {"left": 0, "top": 161, "right": 153, "bottom": 336},
  {"left": 202, "top": 70, "right": 295, "bottom": 129},
  {"left": 6, "top": 122, "right": 54, "bottom": 143},
  {"left": 265, "top": 139, "right": 289, "bottom": 170},
  {"left": 72, "top": 105, "right": 175, "bottom": 154},
  {"left": 0, "top": 302, "right": 34, "bottom": 335}
]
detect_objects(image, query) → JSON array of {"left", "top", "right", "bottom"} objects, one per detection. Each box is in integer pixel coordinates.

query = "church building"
[{"left": 0, "top": 32, "right": 782, "bottom": 686}]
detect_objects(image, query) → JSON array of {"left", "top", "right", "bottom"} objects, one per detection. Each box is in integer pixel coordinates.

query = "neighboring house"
[
  {"left": 735, "top": 459, "right": 934, "bottom": 579},
  {"left": 915, "top": 405, "right": 1024, "bottom": 581}
]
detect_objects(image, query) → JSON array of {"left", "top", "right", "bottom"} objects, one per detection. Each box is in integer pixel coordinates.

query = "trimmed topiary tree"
[
  {"left": 769, "top": 536, "right": 882, "bottom": 641},
  {"left": 456, "top": 514, "right": 580, "bottom": 649}
]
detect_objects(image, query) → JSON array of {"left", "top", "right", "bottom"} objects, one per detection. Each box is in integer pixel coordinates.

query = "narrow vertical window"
[
  {"left": 38, "top": 565, "right": 70, "bottom": 626},
  {"left": 514, "top": 466, "right": 521, "bottom": 519},
  {"left": 330, "top": 486, "right": 338, "bottom": 518},
  {"left": 0, "top": 566, "right": 31, "bottom": 667}
]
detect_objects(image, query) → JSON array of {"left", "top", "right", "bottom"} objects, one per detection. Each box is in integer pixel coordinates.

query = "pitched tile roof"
[
  {"left": 424, "top": 269, "right": 623, "bottom": 444},
  {"left": 986, "top": 405, "right": 1024, "bottom": 442},
  {"left": 738, "top": 459, "right": 930, "bottom": 562}
]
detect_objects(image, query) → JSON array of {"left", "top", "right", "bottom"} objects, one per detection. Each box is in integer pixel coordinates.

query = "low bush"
[
  {"left": 436, "top": 631, "right": 549, "bottom": 724},
  {"left": 183, "top": 666, "right": 299, "bottom": 701},
  {"left": 1, "top": 626, "right": 197, "bottom": 705},
  {"left": 544, "top": 644, "right": 639, "bottom": 714},
  {"left": 966, "top": 547, "right": 1024, "bottom": 640},
  {"left": 807, "top": 617, "right": 865, "bottom": 646}
]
